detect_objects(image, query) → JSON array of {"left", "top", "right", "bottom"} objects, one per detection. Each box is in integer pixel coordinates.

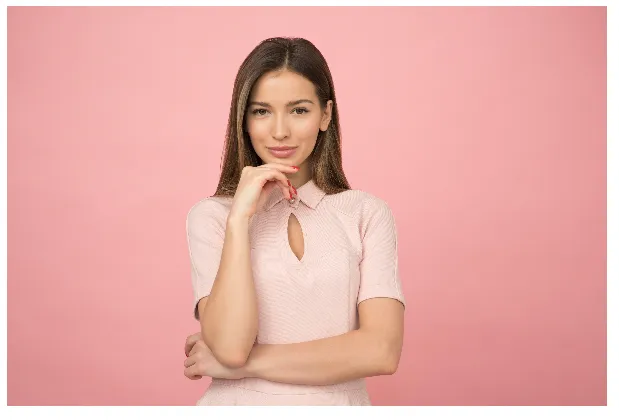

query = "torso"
[{"left": 190, "top": 180, "right": 404, "bottom": 405}]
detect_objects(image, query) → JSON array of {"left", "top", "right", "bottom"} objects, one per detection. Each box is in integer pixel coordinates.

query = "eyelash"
[{"left": 251, "top": 108, "right": 309, "bottom": 116}]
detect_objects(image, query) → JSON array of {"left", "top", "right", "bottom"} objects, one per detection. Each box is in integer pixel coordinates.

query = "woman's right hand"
[{"left": 229, "top": 163, "right": 299, "bottom": 220}]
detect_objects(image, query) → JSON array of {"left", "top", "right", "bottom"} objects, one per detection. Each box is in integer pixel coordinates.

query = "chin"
[{"left": 264, "top": 156, "right": 297, "bottom": 164}]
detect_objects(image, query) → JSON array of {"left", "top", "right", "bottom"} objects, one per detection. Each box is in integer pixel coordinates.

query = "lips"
[
  {"left": 267, "top": 146, "right": 297, "bottom": 158},
  {"left": 268, "top": 146, "right": 297, "bottom": 151}
]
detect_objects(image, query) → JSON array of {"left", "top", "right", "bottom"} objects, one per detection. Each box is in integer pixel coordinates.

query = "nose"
[{"left": 271, "top": 113, "right": 290, "bottom": 140}]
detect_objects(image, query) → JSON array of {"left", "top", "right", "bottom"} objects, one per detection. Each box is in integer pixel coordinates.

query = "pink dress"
[{"left": 186, "top": 179, "right": 406, "bottom": 405}]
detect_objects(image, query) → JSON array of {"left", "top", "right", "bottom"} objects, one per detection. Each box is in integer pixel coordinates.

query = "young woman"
[{"left": 183, "top": 37, "right": 405, "bottom": 405}]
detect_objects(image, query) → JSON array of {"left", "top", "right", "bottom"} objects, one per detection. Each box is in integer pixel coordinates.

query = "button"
[{"left": 288, "top": 197, "right": 299, "bottom": 208}]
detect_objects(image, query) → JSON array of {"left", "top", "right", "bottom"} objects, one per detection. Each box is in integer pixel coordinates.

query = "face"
[{"left": 245, "top": 69, "right": 333, "bottom": 180}]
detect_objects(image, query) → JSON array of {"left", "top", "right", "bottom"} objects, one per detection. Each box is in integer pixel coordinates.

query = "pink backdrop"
[{"left": 7, "top": 6, "right": 606, "bottom": 406}]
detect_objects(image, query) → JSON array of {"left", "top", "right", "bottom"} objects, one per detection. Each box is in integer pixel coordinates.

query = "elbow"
[
  {"left": 378, "top": 339, "right": 402, "bottom": 376},
  {"left": 218, "top": 353, "right": 249, "bottom": 369},
  {"left": 211, "top": 345, "right": 251, "bottom": 369},
  {"left": 200, "top": 323, "right": 256, "bottom": 369},
  {"left": 381, "top": 355, "right": 400, "bottom": 375}
]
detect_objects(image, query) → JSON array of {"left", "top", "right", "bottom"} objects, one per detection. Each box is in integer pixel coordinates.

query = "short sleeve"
[
  {"left": 186, "top": 199, "right": 227, "bottom": 320},
  {"left": 357, "top": 197, "right": 406, "bottom": 308}
]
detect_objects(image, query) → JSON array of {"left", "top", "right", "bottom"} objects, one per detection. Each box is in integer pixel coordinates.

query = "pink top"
[{"left": 186, "top": 179, "right": 405, "bottom": 405}]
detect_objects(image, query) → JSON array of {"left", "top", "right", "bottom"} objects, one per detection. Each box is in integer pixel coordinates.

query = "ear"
[{"left": 320, "top": 100, "right": 333, "bottom": 132}]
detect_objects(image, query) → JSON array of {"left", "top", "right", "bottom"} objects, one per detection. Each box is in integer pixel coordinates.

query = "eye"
[
  {"left": 251, "top": 108, "right": 268, "bottom": 116},
  {"left": 293, "top": 107, "right": 309, "bottom": 115}
]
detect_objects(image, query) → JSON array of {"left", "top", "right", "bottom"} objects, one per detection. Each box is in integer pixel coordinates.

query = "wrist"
[
  {"left": 238, "top": 344, "right": 264, "bottom": 379},
  {"left": 227, "top": 212, "right": 250, "bottom": 227},
  {"left": 232, "top": 364, "right": 253, "bottom": 380}
]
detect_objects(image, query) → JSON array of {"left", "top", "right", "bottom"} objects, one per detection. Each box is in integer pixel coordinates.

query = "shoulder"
[
  {"left": 323, "top": 188, "right": 393, "bottom": 219},
  {"left": 186, "top": 196, "right": 234, "bottom": 227}
]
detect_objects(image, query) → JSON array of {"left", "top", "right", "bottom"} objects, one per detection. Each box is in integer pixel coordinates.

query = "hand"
[
  {"left": 229, "top": 163, "right": 299, "bottom": 220},
  {"left": 183, "top": 332, "right": 246, "bottom": 380}
]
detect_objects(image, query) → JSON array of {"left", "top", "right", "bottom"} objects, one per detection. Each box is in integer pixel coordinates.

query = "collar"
[{"left": 264, "top": 178, "right": 326, "bottom": 211}]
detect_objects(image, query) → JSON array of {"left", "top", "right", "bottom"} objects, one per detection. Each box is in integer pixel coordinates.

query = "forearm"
[
  {"left": 200, "top": 215, "right": 257, "bottom": 367},
  {"left": 240, "top": 329, "right": 399, "bottom": 386}
]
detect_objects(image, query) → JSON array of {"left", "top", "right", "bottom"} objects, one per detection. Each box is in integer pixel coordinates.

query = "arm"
[
  {"left": 199, "top": 214, "right": 258, "bottom": 368},
  {"left": 237, "top": 196, "right": 406, "bottom": 385},
  {"left": 239, "top": 297, "right": 404, "bottom": 385},
  {"left": 187, "top": 207, "right": 258, "bottom": 368}
]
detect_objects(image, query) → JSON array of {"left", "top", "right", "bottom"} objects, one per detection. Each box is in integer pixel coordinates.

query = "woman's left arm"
[
  {"left": 239, "top": 297, "right": 404, "bottom": 385},
  {"left": 186, "top": 197, "right": 406, "bottom": 385}
]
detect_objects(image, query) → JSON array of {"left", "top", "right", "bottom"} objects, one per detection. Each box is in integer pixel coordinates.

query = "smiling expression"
[{"left": 245, "top": 69, "right": 333, "bottom": 169}]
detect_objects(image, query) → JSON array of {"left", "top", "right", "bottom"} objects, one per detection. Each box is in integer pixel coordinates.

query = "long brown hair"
[{"left": 213, "top": 37, "right": 351, "bottom": 197}]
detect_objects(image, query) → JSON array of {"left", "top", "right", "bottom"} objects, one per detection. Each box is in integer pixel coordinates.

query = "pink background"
[{"left": 8, "top": 6, "right": 606, "bottom": 406}]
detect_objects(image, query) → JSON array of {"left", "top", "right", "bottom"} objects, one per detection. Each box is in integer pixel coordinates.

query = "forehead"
[{"left": 250, "top": 70, "right": 316, "bottom": 101}]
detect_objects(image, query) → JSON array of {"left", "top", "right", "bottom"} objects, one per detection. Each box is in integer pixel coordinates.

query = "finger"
[
  {"left": 253, "top": 170, "right": 291, "bottom": 199},
  {"left": 186, "top": 363, "right": 207, "bottom": 380},
  {"left": 184, "top": 365, "right": 202, "bottom": 380},
  {"left": 185, "top": 338, "right": 195, "bottom": 357},
  {"left": 259, "top": 163, "right": 300, "bottom": 173},
  {"left": 189, "top": 343, "right": 201, "bottom": 356},
  {"left": 184, "top": 353, "right": 197, "bottom": 368},
  {"left": 185, "top": 332, "right": 201, "bottom": 356},
  {"left": 185, "top": 332, "right": 200, "bottom": 351},
  {"left": 259, "top": 169, "right": 293, "bottom": 198}
]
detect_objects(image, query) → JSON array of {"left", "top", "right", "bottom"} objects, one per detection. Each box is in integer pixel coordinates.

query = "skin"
[
  {"left": 245, "top": 69, "right": 333, "bottom": 190},
  {"left": 186, "top": 69, "right": 405, "bottom": 385}
]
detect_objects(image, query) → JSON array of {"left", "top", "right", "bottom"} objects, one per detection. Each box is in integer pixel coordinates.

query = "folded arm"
[
  {"left": 238, "top": 297, "right": 404, "bottom": 385},
  {"left": 188, "top": 205, "right": 258, "bottom": 369}
]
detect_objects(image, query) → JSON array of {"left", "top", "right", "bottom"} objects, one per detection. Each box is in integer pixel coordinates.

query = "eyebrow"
[{"left": 248, "top": 99, "right": 315, "bottom": 107}]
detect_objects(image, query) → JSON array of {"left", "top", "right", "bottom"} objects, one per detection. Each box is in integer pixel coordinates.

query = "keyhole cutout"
[{"left": 287, "top": 213, "right": 305, "bottom": 262}]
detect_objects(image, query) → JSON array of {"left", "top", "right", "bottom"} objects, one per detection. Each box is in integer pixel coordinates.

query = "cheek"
[
  {"left": 247, "top": 123, "right": 269, "bottom": 148},
  {"left": 294, "top": 118, "right": 321, "bottom": 139},
  {"left": 247, "top": 119, "right": 268, "bottom": 137}
]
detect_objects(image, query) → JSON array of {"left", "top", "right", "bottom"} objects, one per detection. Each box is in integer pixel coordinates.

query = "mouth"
[
  {"left": 267, "top": 146, "right": 297, "bottom": 151},
  {"left": 267, "top": 146, "right": 298, "bottom": 158}
]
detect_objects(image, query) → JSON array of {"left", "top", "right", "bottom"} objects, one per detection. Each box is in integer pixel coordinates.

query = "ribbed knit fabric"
[{"left": 186, "top": 179, "right": 405, "bottom": 405}]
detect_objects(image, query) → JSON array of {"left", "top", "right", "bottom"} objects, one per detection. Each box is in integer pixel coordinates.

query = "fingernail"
[
  {"left": 292, "top": 166, "right": 299, "bottom": 170},
  {"left": 293, "top": 187, "right": 297, "bottom": 195},
  {"left": 287, "top": 180, "right": 291, "bottom": 186}
]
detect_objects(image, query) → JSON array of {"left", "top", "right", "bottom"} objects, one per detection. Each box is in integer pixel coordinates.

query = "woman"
[{"left": 183, "top": 37, "right": 405, "bottom": 405}]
